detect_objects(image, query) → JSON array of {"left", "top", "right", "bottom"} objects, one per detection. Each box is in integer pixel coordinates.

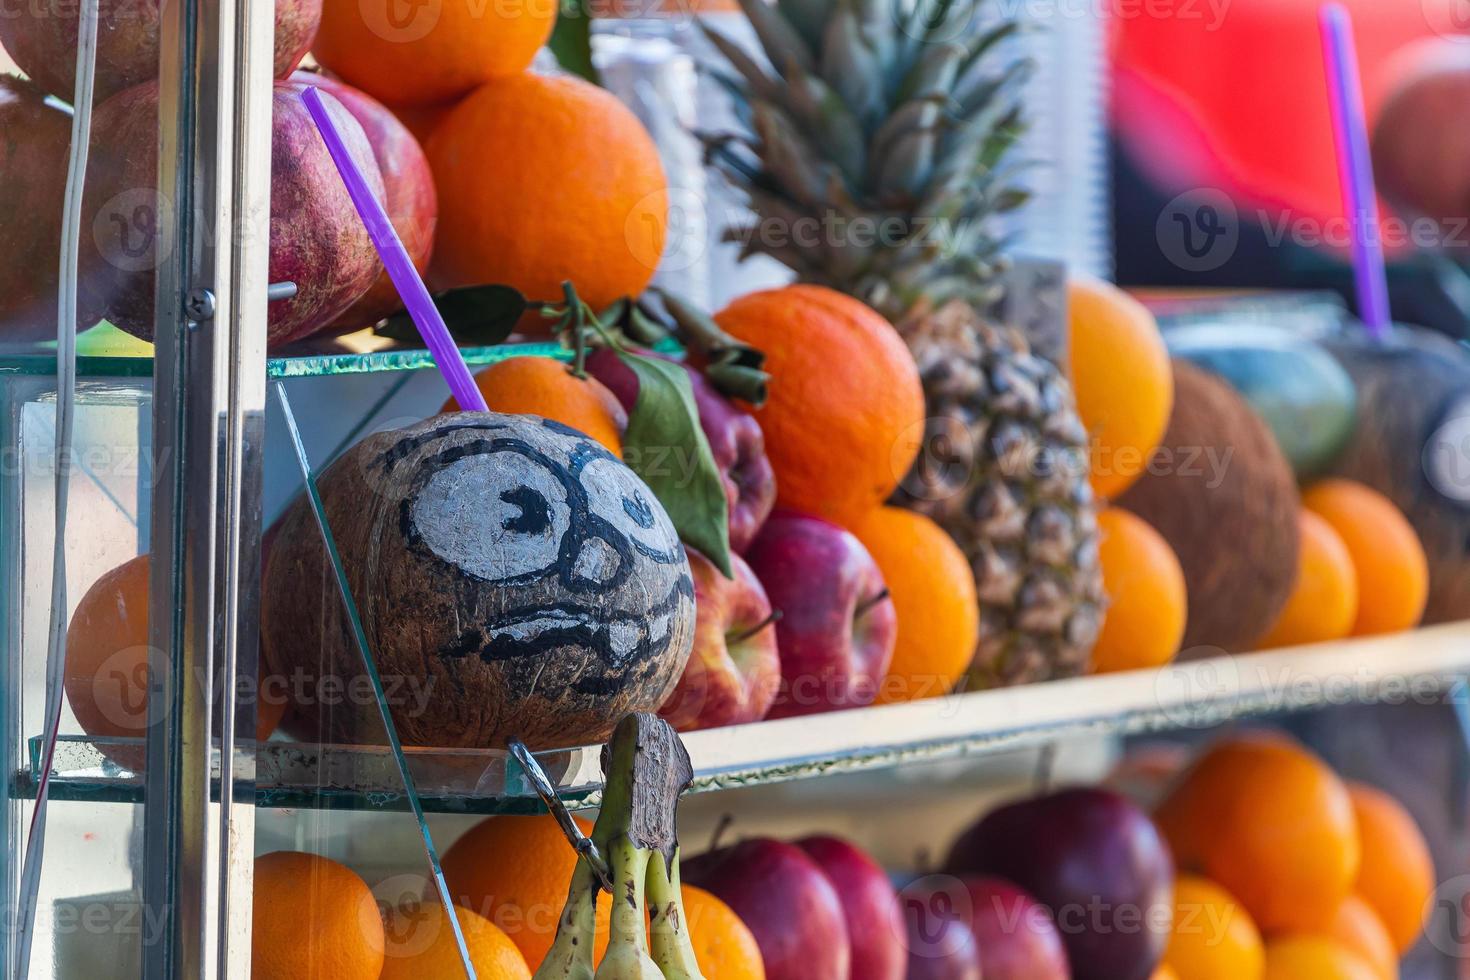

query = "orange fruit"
[
  {"left": 1068, "top": 277, "right": 1173, "bottom": 500},
  {"left": 381, "top": 902, "right": 531, "bottom": 979},
  {"left": 427, "top": 73, "right": 667, "bottom": 314},
  {"left": 1257, "top": 510, "right": 1359, "bottom": 649},
  {"left": 65, "top": 554, "right": 154, "bottom": 740},
  {"left": 713, "top": 285, "right": 925, "bottom": 526},
  {"left": 1163, "top": 875, "right": 1265, "bottom": 980},
  {"left": 1301, "top": 480, "right": 1428, "bottom": 636},
  {"left": 850, "top": 506, "right": 979, "bottom": 703},
  {"left": 252, "top": 851, "right": 385, "bottom": 980},
  {"left": 1263, "top": 938, "right": 1379, "bottom": 980},
  {"left": 440, "top": 813, "right": 612, "bottom": 969},
  {"left": 1153, "top": 968, "right": 1182, "bottom": 980},
  {"left": 1156, "top": 734, "right": 1360, "bottom": 935},
  {"left": 1309, "top": 895, "right": 1398, "bottom": 980},
  {"left": 1155, "top": 730, "right": 1301, "bottom": 864},
  {"left": 312, "top": 0, "right": 556, "bottom": 107},
  {"left": 1091, "top": 508, "right": 1187, "bottom": 673},
  {"left": 66, "top": 554, "right": 284, "bottom": 742},
  {"left": 442, "top": 355, "right": 627, "bottom": 455},
  {"left": 1348, "top": 783, "right": 1434, "bottom": 953},
  {"left": 680, "top": 884, "right": 766, "bottom": 979}
]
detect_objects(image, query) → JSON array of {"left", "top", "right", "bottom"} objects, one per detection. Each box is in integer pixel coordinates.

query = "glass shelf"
[
  {"left": 0, "top": 322, "right": 571, "bottom": 380},
  {"left": 18, "top": 621, "right": 1470, "bottom": 814}
]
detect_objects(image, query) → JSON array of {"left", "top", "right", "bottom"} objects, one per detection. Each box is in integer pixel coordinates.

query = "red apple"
[
  {"left": 295, "top": 72, "right": 438, "bottom": 331},
  {"left": 683, "top": 838, "right": 851, "bottom": 980},
  {"left": 743, "top": 510, "right": 896, "bottom": 718},
  {"left": 898, "top": 877, "right": 983, "bottom": 980},
  {"left": 796, "top": 836, "right": 904, "bottom": 980},
  {"left": 586, "top": 348, "right": 777, "bottom": 553},
  {"left": 81, "top": 78, "right": 385, "bottom": 348},
  {"left": 963, "top": 877, "right": 1071, "bottom": 980},
  {"left": 946, "top": 788, "right": 1173, "bottom": 980},
  {"left": 658, "top": 548, "right": 780, "bottom": 731},
  {"left": 0, "top": 0, "right": 321, "bottom": 103},
  {"left": 0, "top": 75, "right": 72, "bottom": 343}
]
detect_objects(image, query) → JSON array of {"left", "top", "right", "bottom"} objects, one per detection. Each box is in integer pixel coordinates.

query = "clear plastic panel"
[
  {"left": 1, "top": 372, "right": 154, "bottom": 976},
  {"left": 260, "top": 379, "right": 477, "bottom": 977}
]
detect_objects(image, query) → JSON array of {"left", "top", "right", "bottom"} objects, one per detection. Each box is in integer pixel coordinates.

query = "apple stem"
[
  {"left": 708, "top": 813, "right": 734, "bottom": 853},
  {"left": 855, "top": 588, "right": 892, "bottom": 619},
  {"left": 728, "top": 609, "right": 783, "bottom": 645}
]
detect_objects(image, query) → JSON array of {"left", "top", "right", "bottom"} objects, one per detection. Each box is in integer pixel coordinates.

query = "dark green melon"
[
  {"left": 1168, "top": 323, "right": 1357, "bottom": 480},
  {"left": 1327, "top": 326, "right": 1470, "bottom": 625}
]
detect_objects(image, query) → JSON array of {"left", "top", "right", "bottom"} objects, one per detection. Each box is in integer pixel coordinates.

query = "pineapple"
[{"left": 702, "top": 0, "right": 1104, "bottom": 685}]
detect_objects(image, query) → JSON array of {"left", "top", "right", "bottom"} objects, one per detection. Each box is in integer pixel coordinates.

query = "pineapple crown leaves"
[{"left": 700, "top": 0, "right": 1034, "bottom": 321}]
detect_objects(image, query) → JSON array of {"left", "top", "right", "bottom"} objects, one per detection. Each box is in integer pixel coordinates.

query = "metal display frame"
[{"left": 142, "top": 0, "right": 271, "bottom": 974}]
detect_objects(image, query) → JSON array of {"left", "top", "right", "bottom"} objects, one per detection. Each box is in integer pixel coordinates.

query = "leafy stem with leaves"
[{"left": 543, "top": 282, "right": 736, "bottom": 577}]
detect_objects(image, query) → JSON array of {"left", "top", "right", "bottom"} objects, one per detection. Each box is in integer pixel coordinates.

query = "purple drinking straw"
[
  {"left": 1320, "top": 3, "right": 1391, "bottom": 341},
  {"left": 301, "top": 85, "right": 490, "bottom": 410}
]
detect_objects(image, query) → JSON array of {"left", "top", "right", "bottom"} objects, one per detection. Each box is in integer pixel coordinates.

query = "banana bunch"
[{"left": 535, "top": 714, "right": 705, "bottom": 980}]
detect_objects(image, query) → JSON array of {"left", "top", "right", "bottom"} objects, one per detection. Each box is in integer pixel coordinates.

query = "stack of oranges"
[
  {"left": 1068, "top": 279, "right": 1189, "bottom": 674},
  {"left": 440, "top": 813, "right": 763, "bottom": 976},
  {"left": 712, "top": 283, "right": 980, "bottom": 704},
  {"left": 312, "top": 1, "right": 669, "bottom": 319},
  {"left": 251, "top": 814, "right": 768, "bottom": 978},
  {"left": 1257, "top": 477, "right": 1429, "bottom": 650},
  {"left": 1154, "top": 733, "right": 1435, "bottom": 980}
]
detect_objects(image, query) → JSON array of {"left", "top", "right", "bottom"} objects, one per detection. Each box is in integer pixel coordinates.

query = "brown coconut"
[
  {"left": 1117, "top": 360, "right": 1300, "bottom": 653},
  {"left": 1328, "top": 328, "right": 1470, "bottom": 624},
  {"left": 261, "top": 412, "right": 697, "bottom": 750}
]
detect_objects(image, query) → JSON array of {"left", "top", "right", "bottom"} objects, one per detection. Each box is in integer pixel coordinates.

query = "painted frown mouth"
[{"left": 438, "top": 583, "right": 694, "bottom": 674}]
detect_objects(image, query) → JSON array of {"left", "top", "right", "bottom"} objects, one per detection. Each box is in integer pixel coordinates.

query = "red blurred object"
[{"left": 1114, "top": 0, "right": 1461, "bottom": 240}]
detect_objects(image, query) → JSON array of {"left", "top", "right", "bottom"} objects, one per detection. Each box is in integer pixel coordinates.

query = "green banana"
[
  {"left": 533, "top": 856, "right": 599, "bottom": 980},
  {"left": 646, "top": 846, "right": 702, "bottom": 980},
  {"left": 534, "top": 714, "right": 703, "bottom": 980},
  {"left": 595, "top": 837, "right": 663, "bottom": 979}
]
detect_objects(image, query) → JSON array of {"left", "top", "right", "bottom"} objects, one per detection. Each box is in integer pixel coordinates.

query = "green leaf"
[
  {"left": 375, "top": 284, "right": 527, "bottom": 346},
  {"left": 548, "top": 0, "right": 598, "bottom": 83},
  {"left": 655, "top": 289, "right": 770, "bottom": 406},
  {"left": 616, "top": 351, "right": 733, "bottom": 577}
]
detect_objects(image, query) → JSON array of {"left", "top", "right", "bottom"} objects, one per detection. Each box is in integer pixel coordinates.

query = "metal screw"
[
  {"left": 185, "top": 288, "right": 216, "bottom": 322},
  {"left": 267, "top": 281, "right": 298, "bottom": 302}
]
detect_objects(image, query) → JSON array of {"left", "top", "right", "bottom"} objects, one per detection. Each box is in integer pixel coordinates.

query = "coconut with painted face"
[{"left": 262, "top": 412, "right": 697, "bottom": 750}]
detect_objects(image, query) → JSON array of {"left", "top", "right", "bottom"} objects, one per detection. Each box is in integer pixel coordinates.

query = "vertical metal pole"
[
  {"left": 0, "top": 384, "right": 26, "bottom": 979},
  {"left": 146, "top": 0, "right": 271, "bottom": 974}
]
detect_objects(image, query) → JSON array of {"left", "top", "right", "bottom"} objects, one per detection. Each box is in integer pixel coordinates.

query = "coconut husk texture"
[
  {"left": 1117, "top": 360, "right": 1300, "bottom": 653},
  {"left": 1328, "top": 328, "right": 1470, "bottom": 624},
  {"left": 262, "top": 412, "right": 697, "bottom": 750}
]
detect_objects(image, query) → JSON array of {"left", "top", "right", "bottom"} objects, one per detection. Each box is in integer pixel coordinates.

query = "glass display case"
[{"left": 3, "top": 1, "right": 1470, "bottom": 978}]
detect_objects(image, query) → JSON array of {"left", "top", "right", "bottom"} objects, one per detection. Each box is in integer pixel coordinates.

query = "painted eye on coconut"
[
  {"left": 580, "top": 457, "right": 683, "bottom": 564},
  {"left": 410, "top": 448, "right": 572, "bottom": 583}
]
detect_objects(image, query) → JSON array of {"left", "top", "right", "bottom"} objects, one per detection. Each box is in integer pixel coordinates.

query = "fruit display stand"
[
  {"left": 7, "top": 324, "right": 1470, "bottom": 977},
  {"left": 6, "top": 0, "right": 1470, "bottom": 978}
]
